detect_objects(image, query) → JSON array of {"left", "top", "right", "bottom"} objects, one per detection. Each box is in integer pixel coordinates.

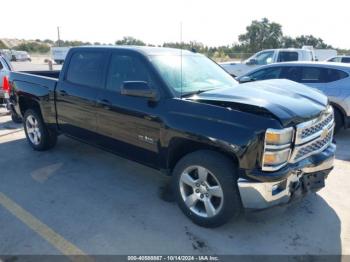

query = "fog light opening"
[{"left": 272, "top": 180, "right": 287, "bottom": 196}]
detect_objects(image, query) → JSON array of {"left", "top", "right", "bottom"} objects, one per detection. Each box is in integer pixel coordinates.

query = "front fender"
[{"left": 160, "top": 98, "right": 282, "bottom": 172}]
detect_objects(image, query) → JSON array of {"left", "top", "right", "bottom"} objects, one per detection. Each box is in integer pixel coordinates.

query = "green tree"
[
  {"left": 54, "top": 40, "right": 92, "bottom": 47},
  {"left": 13, "top": 42, "right": 50, "bottom": 53},
  {"left": 281, "top": 36, "right": 299, "bottom": 48},
  {"left": 115, "top": 36, "right": 146, "bottom": 46},
  {"left": 43, "top": 39, "right": 55, "bottom": 45},
  {"left": 238, "top": 18, "right": 283, "bottom": 52},
  {"left": 294, "top": 35, "right": 331, "bottom": 48}
]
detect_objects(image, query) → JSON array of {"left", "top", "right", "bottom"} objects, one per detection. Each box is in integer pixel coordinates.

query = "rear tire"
[
  {"left": 23, "top": 109, "right": 57, "bottom": 151},
  {"left": 11, "top": 112, "right": 22, "bottom": 123},
  {"left": 172, "top": 150, "right": 241, "bottom": 228}
]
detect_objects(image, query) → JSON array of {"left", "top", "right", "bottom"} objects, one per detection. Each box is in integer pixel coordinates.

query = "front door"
[{"left": 95, "top": 51, "right": 163, "bottom": 167}]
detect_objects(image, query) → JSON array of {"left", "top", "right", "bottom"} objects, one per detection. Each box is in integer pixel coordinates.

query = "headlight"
[{"left": 262, "top": 127, "right": 294, "bottom": 171}]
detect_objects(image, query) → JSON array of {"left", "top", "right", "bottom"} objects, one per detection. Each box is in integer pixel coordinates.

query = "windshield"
[{"left": 149, "top": 54, "right": 238, "bottom": 96}]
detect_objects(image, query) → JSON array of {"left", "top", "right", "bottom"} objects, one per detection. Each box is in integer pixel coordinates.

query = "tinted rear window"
[
  {"left": 66, "top": 51, "right": 107, "bottom": 88},
  {"left": 326, "top": 68, "right": 348, "bottom": 82},
  {"left": 300, "top": 67, "right": 324, "bottom": 83},
  {"left": 300, "top": 67, "right": 348, "bottom": 83},
  {"left": 277, "top": 52, "right": 298, "bottom": 62}
]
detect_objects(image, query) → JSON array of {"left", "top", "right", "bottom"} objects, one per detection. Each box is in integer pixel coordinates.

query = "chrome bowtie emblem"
[{"left": 320, "top": 128, "right": 328, "bottom": 140}]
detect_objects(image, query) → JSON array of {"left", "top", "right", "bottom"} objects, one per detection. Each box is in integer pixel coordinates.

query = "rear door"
[{"left": 56, "top": 50, "right": 109, "bottom": 139}]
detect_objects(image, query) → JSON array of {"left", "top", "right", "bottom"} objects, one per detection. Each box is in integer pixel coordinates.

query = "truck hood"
[{"left": 188, "top": 79, "right": 328, "bottom": 127}]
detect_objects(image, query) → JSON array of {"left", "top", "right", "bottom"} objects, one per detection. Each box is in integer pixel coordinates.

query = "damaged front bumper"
[{"left": 238, "top": 143, "right": 336, "bottom": 209}]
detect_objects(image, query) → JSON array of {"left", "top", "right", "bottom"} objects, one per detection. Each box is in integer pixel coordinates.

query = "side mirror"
[
  {"left": 246, "top": 59, "right": 257, "bottom": 65},
  {"left": 239, "top": 76, "right": 254, "bottom": 83},
  {"left": 121, "top": 81, "right": 157, "bottom": 100}
]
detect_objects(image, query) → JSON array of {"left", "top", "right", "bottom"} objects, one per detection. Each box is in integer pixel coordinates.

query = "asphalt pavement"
[{"left": 0, "top": 107, "right": 349, "bottom": 257}]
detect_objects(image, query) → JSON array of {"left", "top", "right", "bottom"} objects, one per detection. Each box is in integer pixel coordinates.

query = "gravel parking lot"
[{"left": 0, "top": 106, "right": 349, "bottom": 257}]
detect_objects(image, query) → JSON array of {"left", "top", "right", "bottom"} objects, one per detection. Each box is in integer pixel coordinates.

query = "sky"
[{"left": 1, "top": 0, "right": 349, "bottom": 48}]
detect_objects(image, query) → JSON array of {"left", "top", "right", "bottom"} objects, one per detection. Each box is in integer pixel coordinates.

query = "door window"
[
  {"left": 280, "top": 67, "right": 302, "bottom": 82},
  {"left": 106, "top": 54, "right": 152, "bottom": 92},
  {"left": 249, "top": 67, "right": 282, "bottom": 80},
  {"left": 300, "top": 67, "right": 326, "bottom": 83},
  {"left": 66, "top": 51, "right": 108, "bottom": 88},
  {"left": 328, "top": 57, "right": 341, "bottom": 62},
  {"left": 253, "top": 51, "right": 274, "bottom": 65},
  {"left": 277, "top": 52, "right": 299, "bottom": 62}
]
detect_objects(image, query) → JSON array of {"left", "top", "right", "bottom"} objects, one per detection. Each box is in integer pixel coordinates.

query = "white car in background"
[
  {"left": 314, "top": 49, "right": 337, "bottom": 61},
  {"left": 11, "top": 51, "right": 31, "bottom": 62},
  {"left": 51, "top": 47, "right": 70, "bottom": 64},
  {"left": 327, "top": 56, "right": 350, "bottom": 63},
  {"left": 220, "top": 47, "right": 316, "bottom": 77}
]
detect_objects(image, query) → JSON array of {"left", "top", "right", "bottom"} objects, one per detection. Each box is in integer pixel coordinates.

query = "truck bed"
[
  {"left": 10, "top": 71, "right": 60, "bottom": 90},
  {"left": 20, "top": 70, "right": 60, "bottom": 79}
]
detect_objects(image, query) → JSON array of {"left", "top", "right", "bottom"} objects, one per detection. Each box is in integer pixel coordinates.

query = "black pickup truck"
[{"left": 8, "top": 46, "right": 336, "bottom": 227}]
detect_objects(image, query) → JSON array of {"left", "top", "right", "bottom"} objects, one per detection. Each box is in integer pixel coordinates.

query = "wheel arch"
[
  {"left": 330, "top": 102, "right": 346, "bottom": 127},
  {"left": 18, "top": 96, "right": 42, "bottom": 117},
  {"left": 165, "top": 137, "right": 240, "bottom": 175}
]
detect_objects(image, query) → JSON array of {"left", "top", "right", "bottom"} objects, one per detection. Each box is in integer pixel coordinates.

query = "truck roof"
[
  {"left": 72, "top": 45, "right": 195, "bottom": 56},
  {"left": 259, "top": 48, "right": 312, "bottom": 52}
]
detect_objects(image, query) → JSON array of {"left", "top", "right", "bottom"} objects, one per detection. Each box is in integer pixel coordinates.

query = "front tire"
[
  {"left": 333, "top": 107, "right": 343, "bottom": 134},
  {"left": 172, "top": 150, "right": 242, "bottom": 227},
  {"left": 23, "top": 109, "right": 57, "bottom": 151}
]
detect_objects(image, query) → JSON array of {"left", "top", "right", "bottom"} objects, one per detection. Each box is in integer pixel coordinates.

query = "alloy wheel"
[{"left": 179, "top": 165, "right": 224, "bottom": 218}]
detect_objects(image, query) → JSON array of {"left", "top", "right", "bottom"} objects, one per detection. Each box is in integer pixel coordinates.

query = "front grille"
[
  {"left": 291, "top": 131, "right": 333, "bottom": 162},
  {"left": 290, "top": 107, "right": 334, "bottom": 163},
  {"left": 301, "top": 113, "right": 333, "bottom": 139}
]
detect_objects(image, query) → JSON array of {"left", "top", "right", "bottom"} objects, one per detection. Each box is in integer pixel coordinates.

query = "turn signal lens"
[
  {"left": 265, "top": 133, "right": 281, "bottom": 143},
  {"left": 265, "top": 127, "right": 294, "bottom": 145},
  {"left": 263, "top": 149, "right": 291, "bottom": 166}
]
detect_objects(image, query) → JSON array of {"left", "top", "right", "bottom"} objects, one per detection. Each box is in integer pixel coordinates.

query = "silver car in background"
[
  {"left": 237, "top": 62, "right": 350, "bottom": 132},
  {"left": 0, "top": 54, "right": 13, "bottom": 102}
]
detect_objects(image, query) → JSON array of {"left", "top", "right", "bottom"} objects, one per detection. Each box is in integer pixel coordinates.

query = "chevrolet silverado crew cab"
[{"left": 8, "top": 46, "right": 336, "bottom": 227}]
